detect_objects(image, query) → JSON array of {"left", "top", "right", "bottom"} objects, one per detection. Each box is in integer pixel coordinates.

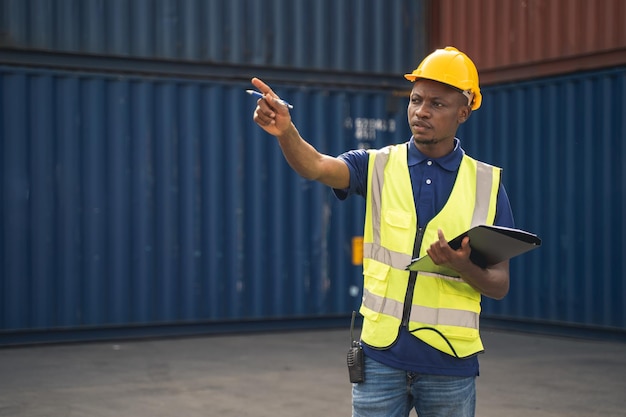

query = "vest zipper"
[{"left": 401, "top": 225, "right": 424, "bottom": 327}]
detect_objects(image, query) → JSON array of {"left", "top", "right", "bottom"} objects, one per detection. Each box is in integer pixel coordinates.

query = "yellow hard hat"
[{"left": 404, "top": 46, "right": 482, "bottom": 110}]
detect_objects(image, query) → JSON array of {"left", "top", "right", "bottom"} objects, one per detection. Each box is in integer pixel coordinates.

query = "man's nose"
[{"left": 415, "top": 102, "right": 429, "bottom": 118}]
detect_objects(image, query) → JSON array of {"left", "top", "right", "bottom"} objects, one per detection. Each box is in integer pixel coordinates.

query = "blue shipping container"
[
  {"left": 0, "top": 65, "right": 412, "bottom": 343},
  {"left": 0, "top": 0, "right": 427, "bottom": 74},
  {"left": 459, "top": 66, "right": 626, "bottom": 333}
]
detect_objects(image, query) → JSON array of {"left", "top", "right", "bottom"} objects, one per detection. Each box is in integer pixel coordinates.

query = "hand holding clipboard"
[{"left": 407, "top": 225, "right": 541, "bottom": 277}]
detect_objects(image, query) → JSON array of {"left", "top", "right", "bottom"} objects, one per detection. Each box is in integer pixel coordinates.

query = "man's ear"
[{"left": 458, "top": 106, "right": 472, "bottom": 124}]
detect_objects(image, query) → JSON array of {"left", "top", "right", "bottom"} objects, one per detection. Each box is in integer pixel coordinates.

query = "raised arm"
[{"left": 251, "top": 77, "right": 350, "bottom": 189}]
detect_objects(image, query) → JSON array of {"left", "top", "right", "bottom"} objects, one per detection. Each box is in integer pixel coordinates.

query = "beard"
[{"left": 413, "top": 136, "right": 445, "bottom": 146}]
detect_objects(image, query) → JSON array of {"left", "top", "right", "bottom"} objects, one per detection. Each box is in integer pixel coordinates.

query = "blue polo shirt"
[{"left": 334, "top": 138, "right": 515, "bottom": 377}]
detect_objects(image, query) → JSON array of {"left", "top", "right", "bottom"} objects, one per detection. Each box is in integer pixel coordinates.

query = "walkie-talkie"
[{"left": 346, "top": 311, "right": 365, "bottom": 383}]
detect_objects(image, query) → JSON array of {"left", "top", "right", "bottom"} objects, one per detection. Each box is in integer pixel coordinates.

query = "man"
[{"left": 251, "top": 46, "right": 514, "bottom": 417}]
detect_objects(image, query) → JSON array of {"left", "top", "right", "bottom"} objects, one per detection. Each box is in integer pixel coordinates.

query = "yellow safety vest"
[{"left": 360, "top": 143, "right": 501, "bottom": 358}]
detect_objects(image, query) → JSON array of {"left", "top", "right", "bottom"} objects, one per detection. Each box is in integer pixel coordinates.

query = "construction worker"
[{"left": 251, "top": 46, "right": 514, "bottom": 417}]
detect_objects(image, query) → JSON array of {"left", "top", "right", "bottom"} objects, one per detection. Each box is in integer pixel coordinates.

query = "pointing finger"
[{"left": 251, "top": 77, "right": 275, "bottom": 97}]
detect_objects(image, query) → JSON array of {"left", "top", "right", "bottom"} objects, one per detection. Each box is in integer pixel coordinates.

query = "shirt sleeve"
[
  {"left": 494, "top": 183, "right": 515, "bottom": 228},
  {"left": 332, "top": 149, "right": 369, "bottom": 200}
]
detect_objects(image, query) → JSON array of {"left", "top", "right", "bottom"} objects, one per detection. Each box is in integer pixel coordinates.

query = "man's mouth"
[{"left": 412, "top": 120, "right": 430, "bottom": 130}]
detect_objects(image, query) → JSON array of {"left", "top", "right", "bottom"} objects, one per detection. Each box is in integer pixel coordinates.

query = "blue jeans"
[{"left": 352, "top": 356, "right": 476, "bottom": 417}]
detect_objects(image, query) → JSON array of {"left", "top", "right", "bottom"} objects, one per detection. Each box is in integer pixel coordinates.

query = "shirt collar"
[{"left": 407, "top": 138, "right": 464, "bottom": 171}]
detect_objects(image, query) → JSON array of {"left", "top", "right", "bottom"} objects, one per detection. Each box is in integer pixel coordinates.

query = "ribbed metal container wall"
[
  {"left": 457, "top": 66, "right": 626, "bottom": 331},
  {"left": 430, "top": 0, "right": 626, "bottom": 83},
  {"left": 0, "top": 65, "right": 411, "bottom": 340},
  {"left": 0, "top": 0, "right": 426, "bottom": 74}
]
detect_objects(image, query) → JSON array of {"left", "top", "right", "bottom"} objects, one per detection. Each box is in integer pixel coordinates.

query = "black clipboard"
[{"left": 406, "top": 225, "right": 541, "bottom": 276}]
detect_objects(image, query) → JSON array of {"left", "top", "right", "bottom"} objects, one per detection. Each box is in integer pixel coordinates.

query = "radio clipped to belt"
[{"left": 346, "top": 311, "right": 365, "bottom": 383}]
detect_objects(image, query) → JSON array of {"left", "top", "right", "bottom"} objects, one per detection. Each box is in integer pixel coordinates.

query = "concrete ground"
[{"left": 0, "top": 328, "right": 625, "bottom": 417}]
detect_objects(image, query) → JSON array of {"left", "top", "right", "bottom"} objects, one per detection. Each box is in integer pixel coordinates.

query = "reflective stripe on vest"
[{"left": 362, "top": 284, "right": 479, "bottom": 330}]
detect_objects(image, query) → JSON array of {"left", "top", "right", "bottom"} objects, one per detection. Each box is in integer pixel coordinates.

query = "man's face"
[{"left": 407, "top": 79, "right": 470, "bottom": 147}]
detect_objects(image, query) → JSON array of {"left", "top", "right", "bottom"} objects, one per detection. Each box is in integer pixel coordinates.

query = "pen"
[{"left": 246, "top": 89, "right": 294, "bottom": 109}]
